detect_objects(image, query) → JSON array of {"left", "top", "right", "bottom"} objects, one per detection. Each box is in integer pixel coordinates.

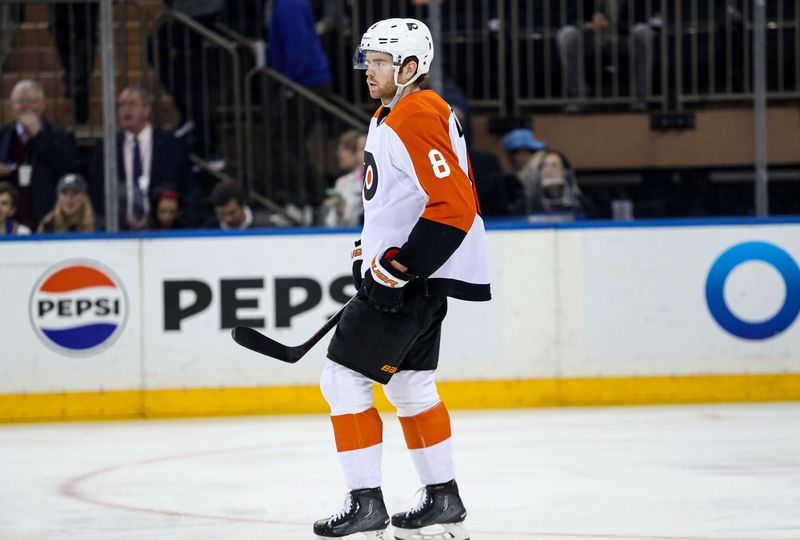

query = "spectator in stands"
[
  {"left": 0, "top": 80, "right": 79, "bottom": 230},
  {"left": 557, "top": 0, "right": 653, "bottom": 113},
  {"left": 321, "top": 130, "right": 367, "bottom": 227},
  {"left": 265, "top": 0, "right": 334, "bottom": 208},
  {"left": 533, "top": 150, "right": 597, "bottom": 218},
  {"left": 208, "top": 180, "right": 271, "bottom": 230},
  {"left": 0, "top": 181, "right": 32, "bottom": 235},
  {"left": 50, "top": 4, "right": 98, "bottom": 124},
  {"left": 469, "top": 148, "right": 509, "bottom": 218},
  {"left": 147, "top": 185, "right": 187, "bottom": 230},
  {"left": 678, "top": 0, "right": 745, "bottom": 94},
  {"left": 37, "top": 173, "right": 96, "bottom": 233},
  {"left": 152, "top": 0, "right": 226, "bottom": 169},
  {"left": 90, "top": 86, "right": 200, "bottom": 230},
  {"left": 266, "top": 0, "right": 333, "bottom": 92},
  {"left": 502, "top": 128, "right": 548, "bottom": 216}
]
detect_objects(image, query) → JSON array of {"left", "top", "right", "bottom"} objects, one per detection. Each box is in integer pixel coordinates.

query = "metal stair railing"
[
  {"left": 0, "top": 2, "right": 22, "bottom": 71},
  {"left": 151, "top": 9, "right": 243, "bottom": 177},
  {"left": 213, "top": 16, "right": 371, "bottom": 219},
  {"left": 675, "top": 0, "right": 800, "bottom": 110},
  {"left": 244, "top": 65, "right": 368, "bottom": 214}
]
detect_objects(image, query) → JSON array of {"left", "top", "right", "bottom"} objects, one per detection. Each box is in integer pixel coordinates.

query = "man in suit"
[
  {"left": 0, "top": 79, "right": 79, "bottom": 229},
  {"left": 90, "top": 86, "right": 200, "bottom": 230}
]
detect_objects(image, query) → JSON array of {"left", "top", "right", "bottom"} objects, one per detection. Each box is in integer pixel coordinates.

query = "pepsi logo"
[{"left": 29, "top": 261, "right": 128, "bottom": 356}]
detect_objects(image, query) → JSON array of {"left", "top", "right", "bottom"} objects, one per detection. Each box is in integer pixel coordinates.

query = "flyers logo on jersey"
[
  {"left": 363, "top": 150, "right": 379, "bottom": 201},
  {"left": 29, "top": 261, "right": 128, "bottom": 356}
]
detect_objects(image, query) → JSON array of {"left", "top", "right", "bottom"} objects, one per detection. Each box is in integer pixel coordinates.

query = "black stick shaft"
[{"left": 231, "top": 296, "right": 355, "bottom": 363}]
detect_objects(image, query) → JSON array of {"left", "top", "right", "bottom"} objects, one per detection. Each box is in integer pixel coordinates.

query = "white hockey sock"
[
  {"left": 408, "top": 438, "right": 455, "bottom": 485},
  {"left": 398, "top": 402, "right": 455, "bottom": 485},
  {"left": 331, "top": 407, "right": 384, "bottom": 490}
]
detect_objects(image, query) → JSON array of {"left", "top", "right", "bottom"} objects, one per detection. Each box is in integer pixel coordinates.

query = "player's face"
[{"left": 364, "top": 51, "right": 396, "bottom": 101}]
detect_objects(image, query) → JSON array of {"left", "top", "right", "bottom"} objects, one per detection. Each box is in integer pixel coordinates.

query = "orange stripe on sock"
[
  {"left": 330, "top": 407, "right": 383, "bottom": 452},
  {"left": 398, "top": 402, "right": 452, "bottom": 450}
]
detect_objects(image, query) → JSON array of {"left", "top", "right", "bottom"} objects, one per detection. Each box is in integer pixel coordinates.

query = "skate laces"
[
  {"left": 329, "top": 493, "right": 355, "bottom": 523},
  {"left": 407, "top": 486, "right": 430, "bottom": 516}
]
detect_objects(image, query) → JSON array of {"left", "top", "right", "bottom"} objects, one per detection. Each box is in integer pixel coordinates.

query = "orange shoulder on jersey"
[{"left": 385, "top": 91, "right": 476, "bottom": 234}]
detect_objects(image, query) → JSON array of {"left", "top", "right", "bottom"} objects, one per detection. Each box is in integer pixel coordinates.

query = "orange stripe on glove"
[
  {"left": 331, "top": 407, "right": 383, "bottom": 452},
  {"left": 398, "top": 402, "right": 452, "bottom": 450}
]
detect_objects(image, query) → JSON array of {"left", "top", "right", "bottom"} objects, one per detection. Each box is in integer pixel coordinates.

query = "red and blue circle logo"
[{"left": 29, "top": 261, "right": 128, "bottom": 356}]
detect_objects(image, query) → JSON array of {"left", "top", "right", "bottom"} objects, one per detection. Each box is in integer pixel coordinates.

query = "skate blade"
[
  {"left": 316, "top": 530, "right": 389, "bottom": 540},
  {"left": 393, "top": 521, "right": 469, "bottom": 540},
  {"left": 364, "top": 531, "right": 390, "bottom": 539}
]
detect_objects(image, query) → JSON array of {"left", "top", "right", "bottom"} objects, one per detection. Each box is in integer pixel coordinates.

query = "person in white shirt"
[
  {"left": 322, "top": 130, "right": 367, "bottom": 227},
  {"left": 89, "top": 86, "right": 200, "bottom": 230}
]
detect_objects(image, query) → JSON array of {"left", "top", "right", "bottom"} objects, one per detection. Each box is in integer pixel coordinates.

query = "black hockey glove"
[
  {"left": 351, "top": 239, "right": 364, "bottom": 289},
  {"left": 362, "top": 247, "right": 416, "bottom": 313}
]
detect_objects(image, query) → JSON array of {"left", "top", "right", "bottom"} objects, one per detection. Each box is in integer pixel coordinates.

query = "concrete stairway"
[{"left": 0, "top": 0, "right": 175, "bottom": 140}]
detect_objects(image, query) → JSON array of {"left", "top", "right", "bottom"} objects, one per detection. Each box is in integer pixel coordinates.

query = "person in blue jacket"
[
  {"left": 265, "top": 0, "right": 334, "bottom": 209},
  {"left": 266, "top": 0, "right": 333, "bottom": 88}
]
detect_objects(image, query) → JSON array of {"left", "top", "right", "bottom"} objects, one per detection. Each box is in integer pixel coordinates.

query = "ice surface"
[{"left": 1, "top": 403, "right": 799, "bottom": 539}]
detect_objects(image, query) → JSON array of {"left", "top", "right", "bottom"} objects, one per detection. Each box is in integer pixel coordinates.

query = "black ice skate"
[
  {"left": 314, "top": 487, "right": 390, "bottom": 539},
  {"left": 391, "top": 480, "right": 469, "bottom": 540}
]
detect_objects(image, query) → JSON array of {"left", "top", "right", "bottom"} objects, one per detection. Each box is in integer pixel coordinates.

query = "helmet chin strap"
[{"left": 381, "top": 66, "right": 420, "bottom": 109}]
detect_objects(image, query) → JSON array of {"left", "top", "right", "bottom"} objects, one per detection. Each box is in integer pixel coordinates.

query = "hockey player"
[{"left": 313, "top": 17, "right": 491, "bottom": 540}]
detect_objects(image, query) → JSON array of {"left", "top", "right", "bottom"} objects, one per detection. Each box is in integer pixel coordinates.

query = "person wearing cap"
[
  {"left": 502, "top": 128, "right": 548, "bottom": 215},
  {"left": 37, "top": 173, "right": 96, "bottom": 233}
]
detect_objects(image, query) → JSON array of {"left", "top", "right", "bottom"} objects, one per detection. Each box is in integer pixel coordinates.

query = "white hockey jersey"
[{"left": 360, "top": 90, "right": 491, "bottom": 302}]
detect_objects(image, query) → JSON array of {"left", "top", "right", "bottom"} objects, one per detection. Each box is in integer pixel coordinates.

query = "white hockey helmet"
[{"left": 353, "top": 18, "right": 434, "bottom": 87}]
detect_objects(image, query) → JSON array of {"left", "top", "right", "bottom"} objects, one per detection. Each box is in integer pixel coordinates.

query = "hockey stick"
[{"left": 230, "top": 297, "right": 354, "bottom": 363}]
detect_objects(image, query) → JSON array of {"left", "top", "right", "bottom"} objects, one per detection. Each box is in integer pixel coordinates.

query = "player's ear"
[{"left": 402, "top": 57, "right": 419, "bottom": 80}]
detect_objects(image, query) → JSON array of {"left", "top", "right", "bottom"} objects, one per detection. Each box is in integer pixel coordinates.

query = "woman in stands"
[{"left": 37, "top": 173, "right": 96, "bottom": 233}]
